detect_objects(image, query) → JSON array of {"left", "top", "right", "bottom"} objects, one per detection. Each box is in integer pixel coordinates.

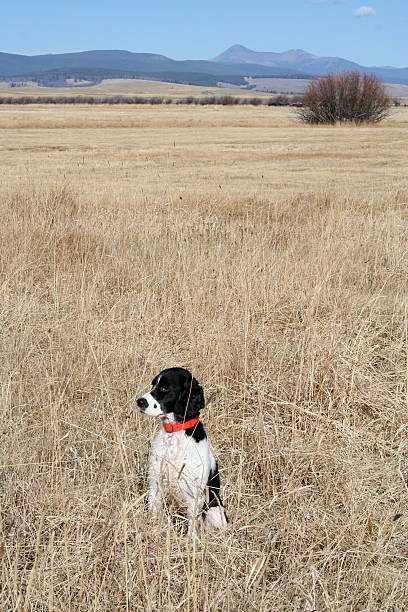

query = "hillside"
[
  {"left": 0, "top": 77, "right": 272, "bottom": 98},
  {"left": 213, "top": 44, "right": 408, "bottom": 85},
  {"left": 1, "top": 46, "right": 407, "bottom": 92},
  {"left": 0, "top": 50, "right": 309, "bottom": 88}
]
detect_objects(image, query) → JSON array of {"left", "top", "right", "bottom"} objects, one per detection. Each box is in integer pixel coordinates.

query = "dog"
[{"left": 136, "top": 367, "right": 228, "bottom": 533}]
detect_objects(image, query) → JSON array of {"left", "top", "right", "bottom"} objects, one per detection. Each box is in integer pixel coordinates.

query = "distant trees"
[
  {"left": 0, "top": 94, "right": 295, "bottom": 106},
  {"left": 297, "top": 71, "right": 391, "bottom": 124}
]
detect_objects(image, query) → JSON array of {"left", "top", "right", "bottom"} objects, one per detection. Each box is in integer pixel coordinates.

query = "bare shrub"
[
  {"left": 217, "top": 95, "right": 235, "bottom": 105},
  {"left": 243, "top": 97, "right": 262, "bottom": 106},
  {"left": 266, "top": 95, "right": 290, "bottom": 106},
  {"left": 297, "top": 71, "right": 392, "bottom": 124}
]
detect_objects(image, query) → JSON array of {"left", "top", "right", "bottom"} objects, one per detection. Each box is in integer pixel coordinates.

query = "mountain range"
[
  {"left": 213, "top": 45, "right": 408, "bottom": 84},
  {"left": 1, "top": 46, "right": 407, "bottom": 87},
  {"left": 0, "top": 49, "right": 308, "bottom": 79}
]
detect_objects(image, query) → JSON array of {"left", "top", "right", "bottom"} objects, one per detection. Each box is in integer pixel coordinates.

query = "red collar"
[{"left": 163, "top": 417, "right": 199, "bottom": 433}]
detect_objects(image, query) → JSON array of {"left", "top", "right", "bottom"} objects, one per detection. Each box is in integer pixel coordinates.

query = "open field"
[
  {"left": 1, "top": 105, "right": 407, "bottom": 202},
  {"left": 1, "top": 105, "right": 408, "bottom": 610},
  {"left": 247, "top": 77, "right": 311, "bottom": 94},
  {"left": 0, "top": 78, "right": 269, "bottom": 99},
  {"left": 248, "top": 77, "right": 408, "bottom": 99},
  {"left": 2, "top": 77, "right": 408, "bottom": 99}
]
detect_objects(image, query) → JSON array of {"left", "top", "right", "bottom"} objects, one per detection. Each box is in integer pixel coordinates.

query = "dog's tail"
[{"left": 202, "top": 462, "right": 228, "bottom": 529}]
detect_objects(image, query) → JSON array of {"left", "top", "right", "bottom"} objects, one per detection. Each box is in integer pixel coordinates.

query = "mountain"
[
  {"left": 2, "top": 47, "right": 407, "bottom": 89},
  {"left": 213, "top": 45, "right": 408, "bottom": 85},
  {"left": 0, "top": 49, "right": 309, "bottom": 80},
  {"left": 213, "top": 45, "right": 361, "bottom": 73}
]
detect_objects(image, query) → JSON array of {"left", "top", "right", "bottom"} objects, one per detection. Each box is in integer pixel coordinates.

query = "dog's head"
[{"left": 136, "top": 367, "right": 204, "bottom": 422}]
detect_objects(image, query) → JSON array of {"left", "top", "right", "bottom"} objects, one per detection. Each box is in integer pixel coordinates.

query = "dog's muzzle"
[
  {"left": 135, "top": 392, "right": 163, "bottom": 416},
  {"left": 136, "top": 397, "right": 148, "bottom": 411}
]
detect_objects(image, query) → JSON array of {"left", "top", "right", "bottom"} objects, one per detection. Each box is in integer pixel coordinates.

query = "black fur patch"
[
  {"left": 207, "top": 465, "right": 221, "bottom": 506},
  {"left": 149, "top": 367, "right": 205, "bottom": 422},
  {"left": 202, "top": 461, "right": 228, "bottom": 522},
  {"left": 185, "top": 421, "right": 207, "bottom": 442}
]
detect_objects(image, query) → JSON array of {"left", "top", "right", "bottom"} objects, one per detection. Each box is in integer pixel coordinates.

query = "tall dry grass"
[{"left": 1, "top": 181, "right": 407, "bottom": 610}]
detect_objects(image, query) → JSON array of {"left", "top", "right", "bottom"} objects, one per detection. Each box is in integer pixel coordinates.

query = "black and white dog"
[{"left": 136, "top": 367, "right": 228, "bottom": 532}]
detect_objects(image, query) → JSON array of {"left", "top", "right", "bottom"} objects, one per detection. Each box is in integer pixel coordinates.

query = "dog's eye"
[{"left": 159, "top": 385, "right": 168, "bottom": 393}]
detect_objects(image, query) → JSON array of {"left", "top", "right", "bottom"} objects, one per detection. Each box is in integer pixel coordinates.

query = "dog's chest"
[{"left": 149, "top": 430, "right": 208, "bottom": 489}]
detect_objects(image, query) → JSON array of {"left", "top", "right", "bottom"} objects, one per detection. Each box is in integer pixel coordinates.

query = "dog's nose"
[{"left": 136, "top": 397, "right": 148, "bottom": 410}]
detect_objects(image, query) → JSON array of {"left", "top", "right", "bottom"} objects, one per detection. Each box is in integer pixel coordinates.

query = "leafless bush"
[
  {"left": 175, "top": 96, "right": 194, "bottom": 105},
  {"left": 248, "top": 97, "right": 264, "bottom": 105},
  {"left": 215, "top": 95, "right": 235, "bottom": 105},
  {"left": 297, "top": 72, "right": 391, "bottom": 124},
  {"left": 266, "top": 95, "right": 290, "bottom": 106}
]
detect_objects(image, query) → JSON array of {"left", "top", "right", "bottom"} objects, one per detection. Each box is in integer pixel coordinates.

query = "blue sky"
[{"left": 2, "top": 1, "right": 407, "bottom": 67}]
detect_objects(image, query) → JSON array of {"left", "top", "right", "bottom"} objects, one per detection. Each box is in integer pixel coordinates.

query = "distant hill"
[
  {"left": 1, "top": 47, "right": 407, "bottom": 89},
  {"left": 5, "top": 67, "right": 251, "bottom": 89},
  {"left": 213, "top": 45, "right": 408, "bottom": 85},
  {"left": 0, "top": 50, "right": 309, "bottom": 88}
]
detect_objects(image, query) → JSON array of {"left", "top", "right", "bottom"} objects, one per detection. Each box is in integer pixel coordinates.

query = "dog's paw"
[{"left": 203, "top": 506, "right": 229, "bottom": 530}]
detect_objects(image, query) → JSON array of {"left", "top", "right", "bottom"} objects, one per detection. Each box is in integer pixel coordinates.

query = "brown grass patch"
[
  {"left": 1, "top": 182, "right": 408, "bottom": 610},
  {"left": 1, "top": 105, "right": 408, "bottom": 610}
]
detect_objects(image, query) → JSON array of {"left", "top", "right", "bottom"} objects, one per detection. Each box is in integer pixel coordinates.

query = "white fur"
[
  {"left": 140, "top": 392, "right": 164, "bottom": 417},
  {"left": 137, "top": 369, "right": 228, "bottom": 533},
  {"left": 203, "top": 506, "right": 229, "bottom": 530},
  {"left": 147, "top": 423, "right": 226, "bottom": 532}
]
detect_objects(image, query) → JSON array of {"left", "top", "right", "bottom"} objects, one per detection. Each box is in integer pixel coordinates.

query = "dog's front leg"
[
  {"left": 148, "top": 479, "right": 163, "bottom": 518},
  {"left": 180, "top": 483, "right": 205, "bottom": 537}
]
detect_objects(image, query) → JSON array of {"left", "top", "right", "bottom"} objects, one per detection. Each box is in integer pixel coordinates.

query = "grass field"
[
  {"left": 0, "top": 78, "right": 266, "bottom": 99},
  {"left": 247, "top": 78, "right": 408, "bottom": 98},
  {"left": 1, "top": 104, "right": 408, "bottom": 611},
  {"left": 1, "top": 78, "right": 408, "bottom": 98}
]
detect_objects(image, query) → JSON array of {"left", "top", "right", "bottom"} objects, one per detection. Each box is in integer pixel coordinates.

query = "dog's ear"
[
  {"left": 189, "top": 377, "right": 205, "bottom": 413},
  {"left": 175, "top": 374, "right": 204, "bottom": 419}
]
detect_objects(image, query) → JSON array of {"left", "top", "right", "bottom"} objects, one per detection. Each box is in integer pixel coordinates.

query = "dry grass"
[
  {"left": 0, "top": 78, "right": 268, "bottom": 99},
  {"left": 247, "top": 78, "right": 408, "bottom": 99},
  {"left": 1, "top": 78, "right": 407, "bottom": 99},
  {"left": 1, "top": 105, "right": 407, "bottom": 202},
  {"left": 1, "top": 104, "right": 408, "bottom": 611}
]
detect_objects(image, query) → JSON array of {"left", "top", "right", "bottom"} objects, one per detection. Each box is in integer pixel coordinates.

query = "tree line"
[{"left": 0, "top": 94, "right": 297, "bottom": 106}]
